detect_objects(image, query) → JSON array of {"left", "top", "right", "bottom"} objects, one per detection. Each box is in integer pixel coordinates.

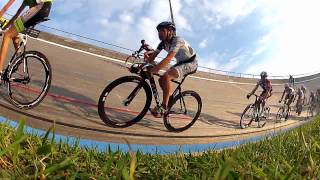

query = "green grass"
[{"left": 1, "top": 117, "right": 320, "bottom": 179}]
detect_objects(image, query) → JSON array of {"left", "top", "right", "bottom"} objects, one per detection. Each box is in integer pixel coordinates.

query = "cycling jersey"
[
  {"left": 257, "top": 79, "right": 272, "bottom": 92},
  {"left": 310, "top": 93, "right": 316, "bottom": 102},
  {"left": 155, "top": 36, "right": 196, "bottom": 63},
  {"left": 137, "top": 44, "right": 153, "bottom": 53},
  {"left": 284, "top": 87, "right": 295, "bottom": 95},
  {"left": 296, "top": 89, "right": 304, "bottom": 99},
  {"left": 23, "top": 0, "right": 52, "bottom": 7}
]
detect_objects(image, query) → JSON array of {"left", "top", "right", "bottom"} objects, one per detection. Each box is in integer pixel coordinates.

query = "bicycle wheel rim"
[
  {"left": 240, "top": 104, "right": 254, "bottom": 129},
  {"left": 8, "top": 52, "right": 51, "bottom": 109},
  {"left": 98, "top": 76, "right": 151, "bottom": 128},
  {"left": 164, "top": 91, "right": 202, "bottom": 132},
  {"left": 276, "top": 107, "right": 284, "bottom": 121}
]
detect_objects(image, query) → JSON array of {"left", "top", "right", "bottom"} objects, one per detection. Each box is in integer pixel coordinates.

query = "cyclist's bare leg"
[
  {"left": 159, "top": 68, "right": 179, "bottom": 108},
  {"left": 259, "top": 92, "right": 268, "bottom": 116},
  {"left": 12, "top": 36, "right": 20, "bottom": 51},
  {"left": 0, "top": 26, "right": 18, "bottom": 71}
]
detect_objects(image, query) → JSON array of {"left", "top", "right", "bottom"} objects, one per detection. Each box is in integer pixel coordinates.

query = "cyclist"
[
  {"left": 294, "top": 87, "right": 304, "bottom": 116},
  {"left": 301, "top": 85, "right": 307, "bottom": 105},
  {"left": 136, "top": 40, "right": 153, "bottom": 54},
  {"left": 247, "top": 71, "right": 272, "bottom": 117},
  {"left": 289, "top": 75, "right": 295, "bottom": 87},
  {"left": 0, "top": 0, "right": 52, "bottom": 75},
  {"left": 145, "top": 21, "right": 198, "bottom": 117},
  {"left": 317, "top": 89, "right": 320, "bottom": 103},
  {"left": 309, "top": 91, "right": 316, "bottom": 106},
  {"left": 279, "top": 83, "right": 295, "bottom": 107}
]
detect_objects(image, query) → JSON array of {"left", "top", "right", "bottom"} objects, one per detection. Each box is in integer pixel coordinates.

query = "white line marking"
[{"left": 34, "top": 38, "right": 319, "bottom": 86}]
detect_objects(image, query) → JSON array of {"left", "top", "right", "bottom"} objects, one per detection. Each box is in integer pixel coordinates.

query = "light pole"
[{"left": 168, "top": 0, "right": 175, "bottom": 24}]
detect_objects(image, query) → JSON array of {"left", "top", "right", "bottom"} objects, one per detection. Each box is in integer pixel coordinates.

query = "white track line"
[{"left": 34, "top": 38, "right": 319, "bottom": 86}]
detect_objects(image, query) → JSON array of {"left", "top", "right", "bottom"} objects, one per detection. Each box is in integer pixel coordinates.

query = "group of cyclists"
[
  {"left": 246, "top": 70, "right": 319, "bottom": 121},
  {"left": 0, "top": 1, "right": 318, "bottom": 129}
]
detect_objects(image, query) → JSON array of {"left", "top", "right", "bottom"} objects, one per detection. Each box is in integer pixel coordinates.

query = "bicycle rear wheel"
[
  {"left": 163, "top": 91, "right": 202, "bottom": 132},
  {"left": 8, "top": 51, "right": 52, "bottom": 109},
  {"left": 240, "top": 104, "right": 254, "bottom": 129},
  {"left": 257, "top": 106, "right": 270, "bottom": 128},
  {"left": 98, "top": 76, "right": 152, "bottom": 128}
]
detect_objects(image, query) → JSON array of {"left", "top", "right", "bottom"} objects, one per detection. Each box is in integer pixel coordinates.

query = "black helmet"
[
  {"left": 260, "top": 71, "right": 268, "bottom": 78},
  {"left": 156, "top": 21, "right": 176, "bottom": 31}
]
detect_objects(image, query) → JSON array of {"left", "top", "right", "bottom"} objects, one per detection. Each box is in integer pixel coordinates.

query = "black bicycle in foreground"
[
  {"left": 98, "top": 53, "right": 202, "bottom": 132},
  {"left": 0, "top": 18, "right": 52, "bottom": 109}
]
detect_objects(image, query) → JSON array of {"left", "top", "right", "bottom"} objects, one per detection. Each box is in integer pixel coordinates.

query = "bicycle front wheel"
[
  {"left": 240, "top": 104, "right": 254, "bottom": 129},
  {"left": 8, "top": 51, "right": 52, "bottom": 109},
  {"left": 98, "top": 76, "right": 152, "bottom": 128},
  {"left": 276, "top": 107, "right": 285, "bottom": 122},
  {"left": 163, "top": 91, "right": 202, "bottom": 132},
  {"left": 307, "top": 106, "right": 314, "bottom": 118}
]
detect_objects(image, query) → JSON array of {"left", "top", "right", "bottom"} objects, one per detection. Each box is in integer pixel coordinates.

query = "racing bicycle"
[
  {"left": 0, "top": 18, "right": 52, "bottom": 109},
  {"left": 240, "top": 94, "right": 270, "bottom": 129},
  {"left": 98, "top": 54, "right": 202, "bottom": 132}
]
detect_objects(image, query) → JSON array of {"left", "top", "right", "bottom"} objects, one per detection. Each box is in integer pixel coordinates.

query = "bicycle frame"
[
  {"left": 1, "top": 32, "right": 28, "bottom": 82},
  {"left": 126, "top": 62, "right": 186, "bottom": 110}
]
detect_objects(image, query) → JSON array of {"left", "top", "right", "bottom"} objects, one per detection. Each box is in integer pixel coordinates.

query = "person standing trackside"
[
  {"left": 0, "top": 0, "right": 52, "bottom": 76},
  {"left": 289, "top": 75, "right": 295, "bottom": 88}
]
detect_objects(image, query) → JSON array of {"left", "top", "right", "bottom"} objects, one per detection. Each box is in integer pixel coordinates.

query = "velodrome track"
[{"left": 0, "top": 33, "right": 319, "bottom": 145}]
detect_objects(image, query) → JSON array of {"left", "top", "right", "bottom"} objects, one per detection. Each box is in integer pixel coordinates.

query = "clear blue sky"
[{"left": 1, "top": 0, "right": 320, "bottom": 76}]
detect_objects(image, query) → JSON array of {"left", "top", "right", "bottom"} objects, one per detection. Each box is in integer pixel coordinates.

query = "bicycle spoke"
[{"left": 8, "top": 52, "right": 51, "bottom": 109}]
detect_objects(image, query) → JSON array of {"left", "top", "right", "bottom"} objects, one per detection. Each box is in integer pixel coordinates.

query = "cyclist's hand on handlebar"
[
  {"left": 144, "top": 50, "right": 155, "bottom": 61},
  {"left": 246, "top": 94, "right": 251, "bottom": 99}
]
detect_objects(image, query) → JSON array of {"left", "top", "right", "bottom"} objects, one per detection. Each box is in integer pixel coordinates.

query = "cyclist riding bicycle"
[
  {"left": 317, "top": 89, "right": 320, "bottom": 103},
  {"left": 145, "top": 21, "right": 198, "bottom": 117},
  {"left": 0, "top": 0, "right": 52, "bottom": 76},
  {"left": 279, "top": 83, "right": 295, "bottom": 107},
  {"left": 301, "top": 85, "right": 307, "bottom": 105},
  {"left": 295, "top": 87, "right": 304, "bottom": 116},
  {"left": 247, "top": 71, "right": 272, "bottom": 117},
  {"left": 136, "top": 39, "right": 153, "bottom": 54}
]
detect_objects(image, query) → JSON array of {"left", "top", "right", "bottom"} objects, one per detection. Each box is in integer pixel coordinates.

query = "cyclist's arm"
[
  {"left": 279, "top": 91, "right": 285, "bottom": 101},
  {"left": 2, "top": 3, "right": 25, "bottom": 30},
  {"left": 136, "top": 46, "right": 143, "bottom": 54},
  {"left": 0, "top": 0, "right": 15, "bottom": 18},
  {"left": 249, "top": 83, "right": 259, "bottom": 95},
  {"left": 154, "top": 51, "right": 176, "bottom": 71},
  {"left": 144, "top": 50, "right": 159, "bottom": 62}
]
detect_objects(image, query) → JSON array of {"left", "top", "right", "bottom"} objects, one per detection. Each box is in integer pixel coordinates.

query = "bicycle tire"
[
  {"left": 257, "top": 106, "right": 270, "bottom": 128},
  {"left": 276, "top": 107, "right": 284, "bottom": 122},
  {"left": 7, "top": 51, "right": 52, "bottom": 109},
  {"left": 98, "top": 76, "right": 152, "bottom": 128},
  {"left": 163, "top": 90, "right": 202, "bottom": 132},
  {"left": 307, "top": 106, "right": 313, "bottom": 118},
  {"left": 240, "top": 104, "right": 254, "bottom": 129}
]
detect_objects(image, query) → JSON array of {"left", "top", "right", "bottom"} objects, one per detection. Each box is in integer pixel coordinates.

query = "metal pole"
[{"left": 169, "top": 0, "right": 175, "bottom": 24}]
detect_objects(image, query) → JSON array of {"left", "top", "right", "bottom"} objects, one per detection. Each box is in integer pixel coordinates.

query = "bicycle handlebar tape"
[{"left": 0, "top": 17, "right": 9, "bottom": 29}]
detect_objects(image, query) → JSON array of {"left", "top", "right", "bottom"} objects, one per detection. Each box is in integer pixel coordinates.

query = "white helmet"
[{"left": 284, "top": 83, "right": 289, "bottom": 88}]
